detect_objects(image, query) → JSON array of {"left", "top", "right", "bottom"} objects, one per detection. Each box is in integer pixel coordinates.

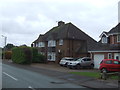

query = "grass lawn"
[{"left": 70, "top": 72, "right": 119, "bottom": 80}]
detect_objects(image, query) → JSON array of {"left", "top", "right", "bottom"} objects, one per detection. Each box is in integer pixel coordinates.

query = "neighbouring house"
[
  {"left": 89, "top": 23, "right": 120, "bottom": 68},
  {"left": 31, "top": 21, "right": 97, "bottom": 63}
]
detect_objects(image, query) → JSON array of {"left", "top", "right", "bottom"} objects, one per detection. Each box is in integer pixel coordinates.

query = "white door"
[{"left": 94, "top": 54, "right": 104, "bottom": 69}]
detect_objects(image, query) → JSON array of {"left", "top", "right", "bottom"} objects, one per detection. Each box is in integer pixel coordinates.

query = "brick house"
[
  {"left": 89, "top": 23, "right": 120, "bottom": 68},
  {"left": 31, "top": 21, "right": 97, "bottom": 63}
]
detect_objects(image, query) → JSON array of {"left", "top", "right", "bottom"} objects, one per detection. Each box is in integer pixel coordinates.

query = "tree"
[{"left": 4, "top": 43, "right": 15, "bottom": 51}]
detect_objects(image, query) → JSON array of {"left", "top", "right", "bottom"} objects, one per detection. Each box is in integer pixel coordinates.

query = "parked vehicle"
[
  {"left": 99, "top": 59, "right": 120, "bottom": 73},
  {"left": 59, "top": 57, "right": 75, "bottom": 66},
  {"left": 67, "top": 57, "right": 94, "bottom": 69}
]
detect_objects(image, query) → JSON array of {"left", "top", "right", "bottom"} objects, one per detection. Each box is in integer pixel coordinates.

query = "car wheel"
[
  {"left": 76, "top": 64, "right": 81, "bottom": 69},
  {"left": 101, "top": 68, "right": 107, "bottom": 73},
  {"left": 60, "top": 64, "right": 63, "bottom": 66},
  {"left": 65, "top": 62, "right": 68, "bottom": 67}
]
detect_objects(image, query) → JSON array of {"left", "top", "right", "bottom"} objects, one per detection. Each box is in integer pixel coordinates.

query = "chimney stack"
[{"left": 58, "top": 21, "right": 65, "bottom": 26}]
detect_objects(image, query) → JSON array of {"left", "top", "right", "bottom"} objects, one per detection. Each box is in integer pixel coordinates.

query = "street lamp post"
[
  {"left": 1, "top": 35, "right": 7, "bottom": 48},
  {"left": 1, "top": 35, "right": 7, "bottom": 60}
]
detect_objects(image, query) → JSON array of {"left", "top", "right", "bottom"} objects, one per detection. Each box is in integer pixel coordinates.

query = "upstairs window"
[
  {"left": 35, "top": 43, "right": 38, "bottom": 47},
  {"left": 38, "top": 42, "right": 45, "bottom": 47},
  {"left": 59, "top": 39, "right": 63, "bottom": 45},
  {"left": 102, "top": 37, "right": 107, "bottom": 43},
  {"left": 48, "top": 40, "right": 56, "bottom": 47},
  {"left": 117, "top": 34, "right": 120, "bottom": 42}
]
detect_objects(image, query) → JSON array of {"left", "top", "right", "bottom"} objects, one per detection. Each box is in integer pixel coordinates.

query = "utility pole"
[
  {"left": 1, "top": 35, "right": 7, "bottom": 60},
  {"left": 1, "top": 35, "right": 7, "bottom": 48}
]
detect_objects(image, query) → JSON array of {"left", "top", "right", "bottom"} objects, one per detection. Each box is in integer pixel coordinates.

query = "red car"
[{"left": 99, "top": 59, "right": 120, "bottom": 73}]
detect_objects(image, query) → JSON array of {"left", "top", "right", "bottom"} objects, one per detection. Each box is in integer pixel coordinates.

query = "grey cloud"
[{"left": 0, "top": 0, "right": 119, "bottom": 46}]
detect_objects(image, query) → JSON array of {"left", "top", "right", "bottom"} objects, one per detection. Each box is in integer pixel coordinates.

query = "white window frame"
[
  {"left": 102, "top": 37, "right": 107, "bottom": 43},
  {"left": 36, "top": 43, "right": 38, "bottom": 47},
  {"left": 47, "top": 52, "right": 56, "bottom": 61},
  {"left": 59, "top": 39, "right": 63, "bottom": 45},
  {"left": 38, "top": 42, "right": 45, "bottom": 47},
  {"left": 117, "top": 34, "right": 120, "bottom": 42},
  {"left": 48, "top": 40, "right": 56, "bottom": 47},
  {"left": 108, "top": 53, "right": 112, "bottom": 59}
]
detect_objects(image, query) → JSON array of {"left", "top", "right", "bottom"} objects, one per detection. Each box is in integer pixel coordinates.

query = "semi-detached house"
[
  {"left": 31, "top": 21, "right": 97, "bottom": 63},
  {"left": 89, "top": 23, "right": 120, "bottom": 68}
]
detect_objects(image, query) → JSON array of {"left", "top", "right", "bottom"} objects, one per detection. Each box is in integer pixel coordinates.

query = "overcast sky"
[{"left": 0, "top": 0, "right": 119, "bottom": 47}]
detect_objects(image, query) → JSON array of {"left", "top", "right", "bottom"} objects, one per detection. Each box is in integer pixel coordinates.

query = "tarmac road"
[{"left": 2, "top": 63, "right": 92, "bottom": 89}]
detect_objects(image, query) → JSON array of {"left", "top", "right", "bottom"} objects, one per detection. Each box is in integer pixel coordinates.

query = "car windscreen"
[
  {"left": 76, "top": 58, "right": 82, "bottom": 61},
  {"left": 65, "top": 59, "right": 74, "bottom": 61},
  {"left": 73, "top": 58, "right": 79, "bottom": 61}
]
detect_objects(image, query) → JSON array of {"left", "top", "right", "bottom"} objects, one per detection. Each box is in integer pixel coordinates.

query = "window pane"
[
  {"left": 113, "top": 61, "right": 119, "bottom": 64},
  {"left": 86, "top": 59, "right": 91, "bottom": 61},
  {"left": 59, "top": 39, "right": 63, "bottom": 45},
  {"left": 105, "top": 60, "right": 112, "bottom": 64}
]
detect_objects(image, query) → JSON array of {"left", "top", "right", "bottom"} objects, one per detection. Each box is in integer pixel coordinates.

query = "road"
[{"left": 2, "top": 63, "right": 92, "bottom": 89}]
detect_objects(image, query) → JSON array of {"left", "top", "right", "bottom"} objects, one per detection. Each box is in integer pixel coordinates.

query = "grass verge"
[{"left": 70, "top": 72, "right": 119, "bottom": 80}]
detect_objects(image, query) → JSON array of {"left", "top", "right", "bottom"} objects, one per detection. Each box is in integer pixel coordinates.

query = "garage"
[{"left": 94, "top": 54, "right": 104, "bottom": 69}]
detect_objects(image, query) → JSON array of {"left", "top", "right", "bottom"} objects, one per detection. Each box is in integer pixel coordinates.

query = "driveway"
[{"left": 31, "top": 63, "right": 99, "bottom": 73}]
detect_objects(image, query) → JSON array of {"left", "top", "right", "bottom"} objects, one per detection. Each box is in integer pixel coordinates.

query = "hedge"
[
  {"left": 31, "top": 47, "right": 46, "bottom": 63},
  {"left": 12, "top": 46, "right": 46, "bottom": 64},
  {"left": 31, "top": 47, "right": 38, "bottom": 62},
  {"left": 12, "top": 47, "right": 32, "bottom": 64},
  {"left": 33, "top": 53, "right": 46, "bottom": 63}
]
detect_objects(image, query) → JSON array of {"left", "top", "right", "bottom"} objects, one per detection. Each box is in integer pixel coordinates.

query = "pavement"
[{"left": 2, "top": 60, "right": 120, "bottom": 89}]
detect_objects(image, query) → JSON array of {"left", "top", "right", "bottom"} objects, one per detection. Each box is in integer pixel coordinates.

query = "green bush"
[
  {"left": 31, "top": 48, "right": 38, "bottom": 62},
  {"left": 4, "top": 51, "right": 12, "bottom": 59},
  {"left": 31, "top": 47, "right": 46, "bottom": 63},
  {"left": 33, "top": 53, "right": 46, "bottom": 63},
  {"left": 12, "top": 46, "right": 46, "bottom": 64},
  {"left": 12, "top": 47, "right": 32, "bottom": 64}
]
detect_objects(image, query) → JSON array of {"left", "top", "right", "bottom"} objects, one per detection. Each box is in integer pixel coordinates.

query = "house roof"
[
  {"left": 32, "top": 34, "right": 44, "bottom": 43},
  {"left": 99, "top": 31, "right": 108, "bottom": 38},
  {"left": 108, "top": 23, "right": 120, "bottom": 34},
  {"left": 32, "top": 22, "right": 97, "bottom": 51},
  {"left": 99, "top": 23, "right": 120, "bottom": 38},
  {"left": 89, "top": 23, "right": 120, "bottom": 52},
  {"left": 89, "top": 43, "right": 120, "bottom": 52}
]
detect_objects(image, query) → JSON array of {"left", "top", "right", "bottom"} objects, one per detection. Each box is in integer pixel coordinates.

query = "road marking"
[
  {"left": 28, "top": 86, "right": 36, "bottom": 90},
  {"left": 3, "top": 72, "right": 18, "bottom": 81}
]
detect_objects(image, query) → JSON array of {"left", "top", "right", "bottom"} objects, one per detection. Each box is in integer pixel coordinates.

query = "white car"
[
  {"left": 67, "top": 57, "right": 94, "bottom": 69},
  {"left": 59, "top": 57, "right": 74, "bottom": 66}
]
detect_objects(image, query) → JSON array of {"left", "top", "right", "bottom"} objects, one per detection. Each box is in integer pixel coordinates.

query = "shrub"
[
  {"left": 4, "top": 51, "right": 12, "bottom": 59},
  {"left": 33, "top": 53, "right": 46, "bottom": 63},
  {"left": 12, "top": 47, "right": 32, "bottom": 64},
  {"left": 31, "top": 48, "right": 38, "bottom": 62},
  {"left": 31, "top": 47, "right": 46, "bottom": 63},
  {"left": 12, "top": 46, "right": 46, "bottom": 64}
]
